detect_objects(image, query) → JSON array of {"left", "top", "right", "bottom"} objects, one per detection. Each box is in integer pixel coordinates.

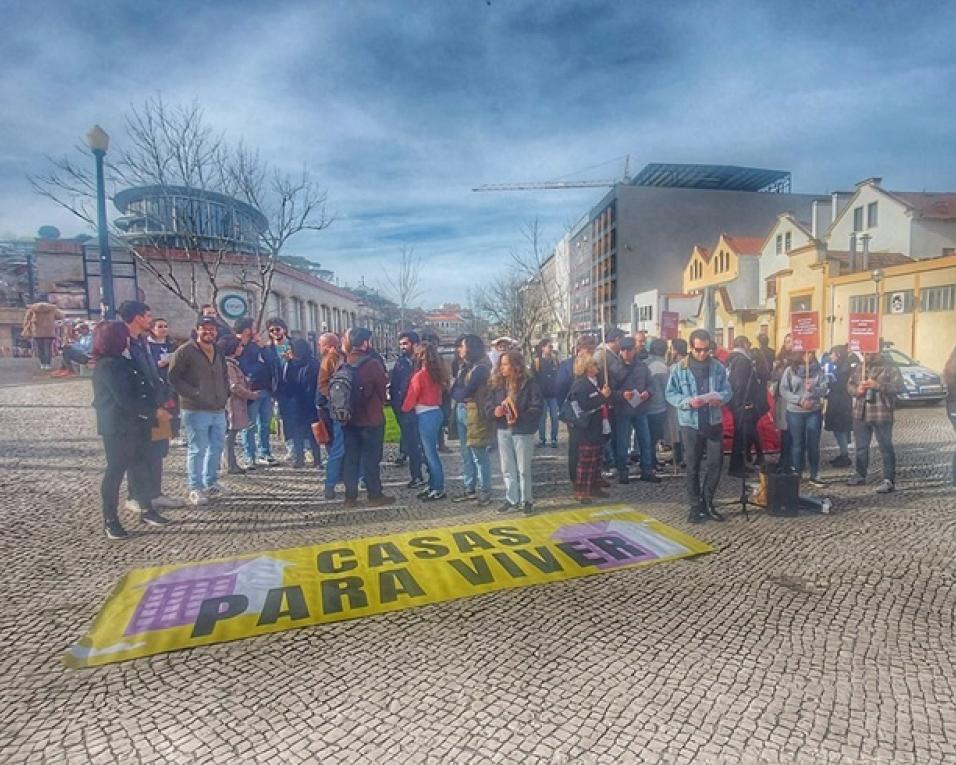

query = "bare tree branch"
[{"left": 381, "top": 246, "right": 424, "bottom": 329}]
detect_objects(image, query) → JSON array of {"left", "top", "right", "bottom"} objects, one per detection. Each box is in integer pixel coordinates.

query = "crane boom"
[{"left": 472, "top": 179, "right": 617, "bottom": 192}]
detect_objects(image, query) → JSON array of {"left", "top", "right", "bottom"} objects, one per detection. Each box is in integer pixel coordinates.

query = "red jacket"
[
  {"left": 347, "top": 349, "right": 386, "bottom": 427},
  {"left": 402, "top": 369, "right": 443, "bottom": 411}
]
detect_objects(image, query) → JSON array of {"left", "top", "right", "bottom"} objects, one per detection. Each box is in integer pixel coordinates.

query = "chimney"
[
  {"left": 848, "top": 234, "right": 858, "bottom": 271},
  {"left": 811, "top": 199, "right": 831, "bottom": 239},
  {"left": 860, "top": 234, "right": 871, "bottom": 272},
  {"left": 855, "top": 177, "right": 883, "bottom": 189}
]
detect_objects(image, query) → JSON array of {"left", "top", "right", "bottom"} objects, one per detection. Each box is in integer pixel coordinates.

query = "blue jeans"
[
  {"left": 833, "top": 430, "right": 851, "bottom": 458},
  {"left": 325, "top": 419, "right": 344, "bottom": 490},
  {"left": 538, "top": 397, "right": 559, "bottom": 445},
  {"left": 395, "top": 409, "right": 424, "bottom": 480},
  {"left": 181, "top": 410, "right": 227, "bottom": 490},
  {"left": 853, "top": 419, "right": 896, "bottom": 483},
  {"left": 616, "top": 410, "right": 652, "bottom": 476},
  {"left": 786, "top": 409, "right": 822, "bottom": 479},
  {"left": 456, "top": 404, "right": 491, "bottom": 497},
  {"left": 497, "top": 429, "right": 535, "bottom": 505},
  {"left": 342, "top": 424, "right": 385, "bottom": 500},
  {"left": 417, "top": 408, "right": 444, "bottom": 492},
  {"left": 243, "top": 392, "right": 273, "bottom": 459}
]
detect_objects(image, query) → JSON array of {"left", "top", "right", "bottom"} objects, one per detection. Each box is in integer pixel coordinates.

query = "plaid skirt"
[{"left": 575, "top": 442, "right": 603, "bottom": 493}]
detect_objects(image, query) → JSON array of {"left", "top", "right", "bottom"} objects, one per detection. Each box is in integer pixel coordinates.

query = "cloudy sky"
[{"left": 2, "top": 0, "right": 955, "bottom": 304}]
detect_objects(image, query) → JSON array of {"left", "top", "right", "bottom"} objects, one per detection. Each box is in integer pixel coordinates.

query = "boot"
[{"left": 688, "top": 501, "right": 706, "bottom": 524}]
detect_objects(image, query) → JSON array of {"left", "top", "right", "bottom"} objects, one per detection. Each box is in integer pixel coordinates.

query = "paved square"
[{"left": 1, "top": 377, "right": 954, "bottom": 763}]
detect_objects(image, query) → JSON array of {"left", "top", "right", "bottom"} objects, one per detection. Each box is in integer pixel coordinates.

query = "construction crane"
[{"left": 472, "top": 155, "right": 631, "bottom": 192}]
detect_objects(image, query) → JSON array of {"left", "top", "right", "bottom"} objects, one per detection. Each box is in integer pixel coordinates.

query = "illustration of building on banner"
[
  {"left": 552, "top": 520, "right": 690, "bottom": 571},
  {"left": 125, "top": 556, "right": 289, "bottom": 636}
]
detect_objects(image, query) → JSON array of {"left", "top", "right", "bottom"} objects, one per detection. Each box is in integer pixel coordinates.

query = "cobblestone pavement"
[{"left": 1, "top": 377, "right": 954, "bottom": 764}]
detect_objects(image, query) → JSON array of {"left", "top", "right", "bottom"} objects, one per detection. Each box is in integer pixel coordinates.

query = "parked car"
[{"left": 881, "top": 348, "right": 948, "bottom": 405}]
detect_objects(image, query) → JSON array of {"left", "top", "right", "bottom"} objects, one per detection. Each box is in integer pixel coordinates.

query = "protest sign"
[
  {"left": 848, "top": 313, "right": 880, "bottom": 354},
  {"left": 660, "top": 311, "right": 679, "bottom": 340},
  {"left": 790, "top": 311, "right": 820, "bottom": 352}
]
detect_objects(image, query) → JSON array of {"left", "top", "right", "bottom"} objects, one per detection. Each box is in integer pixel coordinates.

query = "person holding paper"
[
  {"left": 665, "top": 329, "right": 732, "bottom": 523},
  {"left": 779, "top": 351, "right": 828, "bottom": 488},
  {"left": 847, "top": 352, "right": 904, "bottom": 494},
  {"left": 567, "top": 352, "right": 613, "bottom": 503}
]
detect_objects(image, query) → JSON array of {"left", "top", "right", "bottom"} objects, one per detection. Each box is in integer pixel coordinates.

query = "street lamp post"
[
  {"left": 871, "top": 268, "right": 884, "bottom": 349},
  {"left": 85, "top": 125, "right": 114, "bottom": 319}
]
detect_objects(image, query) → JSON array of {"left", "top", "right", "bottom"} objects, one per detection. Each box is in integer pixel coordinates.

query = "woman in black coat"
[
  {"left": 566, "top": 352, "right": 612, "bottom": 503},
  {"left": 92, "top": 321, "right": 169, "bottom": 539},
  {"left": 824, "top": 344, "right": 856, "bottom": 468},
  {"left": 282, "top": 338, "right": 322, "bottom": 469}
]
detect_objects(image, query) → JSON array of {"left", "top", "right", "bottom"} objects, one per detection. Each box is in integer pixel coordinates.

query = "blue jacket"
[
  {"left": 238, "top": 341, "right": 274, "bottom": 392},
  {"left": 665, "top": 358, "right": 732, "bottom": 430},
  {"left": 555, "top": 357, "right": 575, "bottom": 404},
  {"left": 389, "top": 353, "right": 416, "bottom": 412}
]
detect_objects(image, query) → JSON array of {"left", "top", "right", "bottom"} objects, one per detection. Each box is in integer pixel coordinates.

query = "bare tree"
[
  {"left": 31, "top": 96, "right": 330, "bottom": 326},
  {"left": 381, "top": 246, "right": 423, "bottom": 330},
  {"left": 469, "top": 266, "right": 546, "bottom": 354}
]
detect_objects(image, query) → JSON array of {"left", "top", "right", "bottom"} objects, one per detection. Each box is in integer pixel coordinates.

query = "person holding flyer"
[{"left": 847, "top": 352, "right": 905, "bottom": 493}]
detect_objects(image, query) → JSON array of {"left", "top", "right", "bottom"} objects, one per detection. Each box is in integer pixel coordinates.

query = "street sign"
[
  {"left": 660, "top": 311, "right": 679, "bottom": 340},
  {"left": 790, "top": 311, "right": 819, "bottom": 352},
  {"left": 848, "top": 313, "right": 880, "bottom": 354}
]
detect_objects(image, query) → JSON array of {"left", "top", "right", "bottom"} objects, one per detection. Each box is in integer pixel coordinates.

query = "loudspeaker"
[{"left": 764, "top": 464, "right": 799, "bottom": 517}]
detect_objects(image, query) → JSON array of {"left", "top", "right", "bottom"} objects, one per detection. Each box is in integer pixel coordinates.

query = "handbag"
[
  {"left": 151, "top": 416, "right": 172, "bottom": 442},
  {"left": 311, "top": 418, "right": 331, "bottom": 445},
  {"left": 558, "top": 397, "right": 593, "bottom": 429}
]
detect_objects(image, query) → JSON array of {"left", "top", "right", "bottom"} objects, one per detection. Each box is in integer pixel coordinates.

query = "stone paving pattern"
[{"left": 0, "top": 377, "right": 954, "bottom": 764}]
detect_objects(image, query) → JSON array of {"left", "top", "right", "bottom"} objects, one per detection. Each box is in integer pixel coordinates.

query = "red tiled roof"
[
  {"left": 825, "top": 250, "right": 914, "bottom": 275},
  {"left": 724, "top": 235, "right": 765, "bottom": 256},
  {"left": 886, "top": 191, "right": 956, "bottom": 220}
]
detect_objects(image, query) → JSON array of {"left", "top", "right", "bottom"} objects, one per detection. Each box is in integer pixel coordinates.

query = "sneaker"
[
  {"left": 705, "top": 504, "right": 726, "bottom": 522},
  {"left": 228, "top": 466, "right": 248, "bottom": 475},
  {"left": 416, "top": 487, "right": 433, "bottom": 499},
  {"left": 188, "top": 490, "right": 209, "bottom": 506},
  {"left": 639, "top": 473, "right": 662, "bottom": 484},
  {"left": 141, "top": 510, "right": 171, "bottom": 527},
  {"left": 829, "top": 455, "right": 852, "bottom": 468},
  {"left": 153, "top": 495, "right": 185, "bottom": 510},
  {"left": 522, "top": 502, "right": 535, "bottom": 515},
  {"left": 847, "top": 474, "right": 866, "bottom": 486},
  {"left": 359, "top": 479, "right": 367, "bottom": 491},
  {"left": 123, "top": 499, "right": 144, "bottom": 514},
  {"left": 323, "top": 487, "right": 336, "bottom": 500},
  {"left": 876, "top": 479, "right": 895, "bottom": 494},
  {"left": 496, "top": 502, "right": 516, "bottom": 514},
  {"left": 392, "top": 457, "right": 407, "bottom": 467},
  {"left": 688, "top": 512, "right": 705, "bottom": 524},
  {"left": 407, "top": 478, "right": 427, "bottom": 489},
  {"left": 452, "top": 491, "right": 477, "bottom": 503},
  {"left": 105, "top": 521, "right": 129, "bottom": 540},
  {"left": 204, "top": 483, "right": 228, "bottom": 497},
  {"left": 240, "top": 459, "right": 258, "bottom": 472},
  {"left": 807, "top": 476, "right": 826, "bottom": 489},
  {"left": 476, "top": 495, "right": 492, "bottom": 507},
  {"left": 426, "top": 490, "right": 446, "bottom": 501},
  {"left": 256, "top": 456, "right": 275, "bottom": 467},
  {"left": 550, "top": 442, "right": 558, "bottom": 449},
  {"left": 367, "top": 494, "right": 396, "bottom": 508}
]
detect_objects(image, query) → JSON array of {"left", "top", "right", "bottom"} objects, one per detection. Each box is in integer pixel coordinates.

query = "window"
[
  {"left": 849, "top": 294, "right": 878, "bottom": 313},
  {"left": 919, "top": 284, "right": 955, "bottom": 312},
  {"left": 638, "top": 304, "right": 653, "bottom": 321},
  {"left": 715, "top": 329, "right": 724, "bottom": 348},
  {"left": 784, "top": 232, "right": 792, "bottom": 252},
  {"left": 789, "top": 295, "right": 812, "bottom": 313},
  {"left": 853, "top": 206, "right": 864, "bottom": 232},
  {"left": 775, "top": 234, "right": 782, "bottom": 255},
  {"left": 867, "top": 202, "right": 878, "bottom": 228},
  {"left": 883, "top": 290, "right": 913, "bottom": 315},
  {"left": 766, "top": 279, "right": 777, "bottom": 299}
]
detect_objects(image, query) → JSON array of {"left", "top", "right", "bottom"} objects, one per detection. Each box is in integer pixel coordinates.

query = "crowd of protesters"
[{"left": 58, "top": 295, "right": 953, "bottom": 540}]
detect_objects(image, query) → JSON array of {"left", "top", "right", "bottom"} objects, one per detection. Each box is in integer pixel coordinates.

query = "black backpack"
[{"left": 328, "top": 355, "right": 374, "bottom": 424}]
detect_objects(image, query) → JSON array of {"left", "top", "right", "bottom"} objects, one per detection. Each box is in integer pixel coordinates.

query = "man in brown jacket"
[
  {"left": 22, "top": 300, "right": 64, "bottom": 369},
  {"left": 169, "top": 316, "right": 230, "bottom": 506},
  {"left": 341, "top": 327, "right": 394, "bottom": 508}
]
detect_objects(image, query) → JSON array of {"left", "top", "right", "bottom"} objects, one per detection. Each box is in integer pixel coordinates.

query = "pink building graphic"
[{"left": 552, "top": 519, "right": 690, "bottom": 571}]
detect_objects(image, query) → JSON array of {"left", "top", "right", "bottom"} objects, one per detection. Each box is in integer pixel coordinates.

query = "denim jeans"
[
  {"left": 497, "top": 429, "right": 535, "bottom": 505},
  {"left": 342, "top": 424, "right": 385, "bottom": 500},
  {"left": 833, "top": 430, "right": 851, "bottom": 458},
  {"left": 786, "top": 409, "right": 822, "bottom": 479},
  {"left": 616, "top": 410, "right": 652, "bottom": 476},
  {"left": 396, "top": 409, "right": 424, "bottom": 480},
  {"left": 324, "top": 419, "right": 345, "bottom": 491},
  {"left": 853, "top": 419, "right": 896, "bottom": 483},
  {"left": 538, "top": 397, "right": 559, "bottom": 445},
  {"left": 181, "top": 409, "right": 227, "bottom": 490},
  {"left": 456, "top": 404, "right": 491, "bottom": 497},
  {"left": 243, "top": 392, "right": 273, "bottom": 459},
  {"left": 417, "top": 408, "right": 444, "bottom": 492}
]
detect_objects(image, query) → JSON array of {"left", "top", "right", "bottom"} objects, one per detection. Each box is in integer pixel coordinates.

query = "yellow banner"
[{"left": 65, "top": 506, "right": 712, "bottom": 668}]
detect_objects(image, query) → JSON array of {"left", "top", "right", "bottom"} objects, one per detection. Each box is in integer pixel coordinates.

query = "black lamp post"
[{"left": 85, "top": 125, "right": 114, "bottom": 319}]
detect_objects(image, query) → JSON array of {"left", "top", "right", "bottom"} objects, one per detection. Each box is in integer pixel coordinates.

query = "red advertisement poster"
[
  {"left": 848, "top": 313, "right": 880, "bottom": 354},
  {"left": 790, "top": 311, "right": 819, "bottom": 352},
  {"left": 660, "top": 311, "right": 679, "bottom": 340}
]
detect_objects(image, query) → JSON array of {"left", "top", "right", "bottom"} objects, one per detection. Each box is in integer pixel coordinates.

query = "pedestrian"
[
  {"left": 339, "top": 327, "right": 395, "bottom": 508},
  {"left": 594, "top": 327, "right": 627, "bottom": 470},
  {"left": 847, "top": 351, "right": 905, "bottom": 493},
  {"left": 282, "top": 338, "right": 323, "bottom": 469},
  {"left": 218, "top": 334, "right": 258, "bottom": 475},
  {"left": 91, "top": 320, "right": 170, "bottom": 539},
  {"left": 146, "top": 317, "right": 182, "bottom": 445},
  {"left": 263, "top": 318, "right": 298, "bottom": 461},
  {"left": 612, "top": 337, "right": 660, "bottom": 484},
  {"left": 317, "top": 331, "right": 344, "bottom": 499},
  {"left": 168, "top": 315, "right": 230, "bottom": 506},
  {"left": 945, "top": 344, "right": 956, "bottom": 486},
  {"left": 22, "top": 299, "right": 65, "bottom": 370},
  {"left": 726, "top": 336, "right": 768, "bottom": 478},
  {"left": 451, "top": 334, "right": 493, "bottom": 505},
  {"left": 420, "top": 329, "right": 452, "bottom": 453},
  {"left": 771, "top": 334, "right": 794, "bottom": 469},
  {"left": 235, "top": 318, "right": 277, "bottom": 468},
  {"left": 754, "top": 333, "right": 775, "bottom": 384},
  {"left": 557, "top": 334, "right": 598, "bottom": 481},
  {"left": 824, "top": 344, "right": 856, "bottom": 468},
  {"left": 632, "top": 329, "right": 649, "bottom": 360},
  {"left": 55, "top": 321, "right": 93, "bottom": 376},
  {"left": 665, "top": 329, "right": 732, "bottom": 523},
  {"left": 403, "top": 341, "right": 449, "bottom": 500},
  {"left": 567, "top": 352, "right": 613, "bottom": 503},
  {"left": 197, "top": 303, "right": 232, "bottom": 340},
  {"left": 119, "top": 301, "right": 180, "bottom": 513},
  {"left": 645, "top": 338, "right": 670, "bottom": 470},
  {"left": 778, "top": 351, "right": 828, "bottom": 488},
  {"left": 486, "top": 350, "right": 543, "bottom": 513},
  {"left": 489, "top": 336, "right": 515, "bottom": 371},
  {"left": 664, "top": 338, "right": 688, "bottom": 468},
  {"left": 390, "top": 331, "right": 426, "bottom": 488},
  {"left": 533, "top": 339, "right": 560, "bottom": 449}
]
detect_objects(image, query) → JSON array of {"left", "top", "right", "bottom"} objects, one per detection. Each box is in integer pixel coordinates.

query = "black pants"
[
  {"left": 62, "top": 347, "right": 90, "bottom": 371},
  {"left": 128, "top": 438, "right": 167, "bottom": 501},
  {"left": 343, "top": 424, "right": 385, "bottom": 500},
  {"left": 680, "top": 425, "right": 723, "bottom": 510},
  {"left": 729, "top": 407, "right": 762, "bottom": 471},
  {"left": 225, "top": 430, "right": 241, "bottom": 470},
  {"left": 34, "top": 337, "right": 54, "bottom": 365},
  {"left": 853, "top": 420, "right": 896, "bottom": 483},
  {"left": 102, "top": 433, "right": 153, "bottom": 524}
]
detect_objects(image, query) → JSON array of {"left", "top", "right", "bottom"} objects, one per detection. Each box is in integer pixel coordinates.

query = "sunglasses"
[
  {"left": 691, "top": 346, "right": 710, "bottom": 354},
  {"left": 268, "top": 328, "right": 284, "bottom": 334}
]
